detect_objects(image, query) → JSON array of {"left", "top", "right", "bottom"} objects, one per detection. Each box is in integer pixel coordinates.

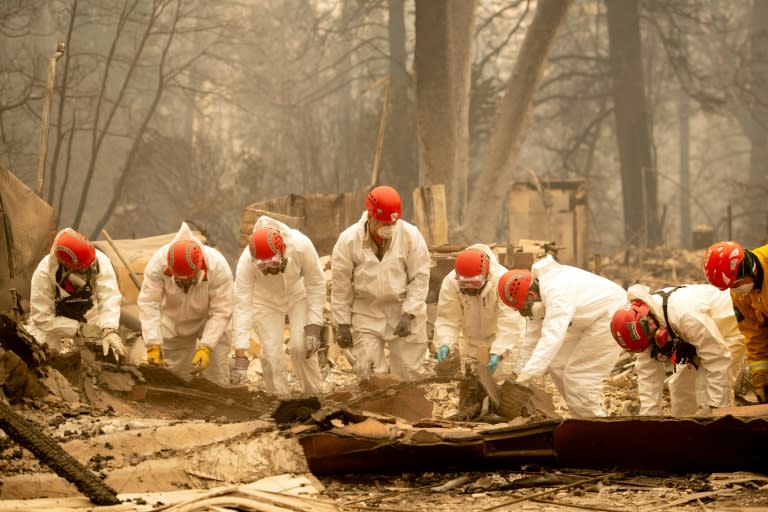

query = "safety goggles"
[
  {"left": 455, "top": 274, "right": 487, "bottom": 290},
  {"left": 253, "top": 254, "right": 283, "bottom": 271}
]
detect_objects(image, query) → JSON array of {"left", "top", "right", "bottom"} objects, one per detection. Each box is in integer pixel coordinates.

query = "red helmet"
[
  {"left": 249, "top": 228, "right": 285, "bottom": 261},
  {"left": 167, "top": 239, "right": 205, "bottom": 279},
  {"left": 54, "top": 230, "right": 96, "bottom": 270},
  {"left": 454, "top": 248, "right": 491, "bottom": 289},
  {"left": 610, "top": 300, "right": 654, "bottom": 353},
  {"left": 365, "top": 185, "right": 402, "bottom": 223},
  {"left": 703, "top": 241, "right": 745, "bottom": 290},
  {"left": 497, "top": 269, "right": 533, "bottom": 309}
]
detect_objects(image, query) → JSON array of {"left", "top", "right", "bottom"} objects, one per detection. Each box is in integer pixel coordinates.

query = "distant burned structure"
[
  {"left": 239, "top": 191, "right": 369, "bottom": 257},
  {"left": 507, "top": 179, "right": 588, "bottom": 269}
]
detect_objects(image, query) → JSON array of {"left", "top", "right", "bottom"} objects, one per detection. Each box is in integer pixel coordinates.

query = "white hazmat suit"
[
  {"left": 628, "top": 283, "right": 745, "bottom": 416},
  {"left": 137, "top": 223, "right": 233, "bottom": 385},
  {"left": 26, "top": 229, "right": 122, "bottom": 353},
  {"left": 232, "top": 216, "right": 326, "bottom": 395},
  {"left": 434, "top": 244, "right": 525, "bottom": 370},
  {"left": 331, "top": 212, "right": 430, "bottom": 381},
  {"left": 513, "top": 255, "right": 626, "bottom": 417}
]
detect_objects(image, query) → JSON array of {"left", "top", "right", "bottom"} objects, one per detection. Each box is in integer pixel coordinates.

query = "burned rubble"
[{"left": 0, "top": 182, "right": 767, "bottom": 510}]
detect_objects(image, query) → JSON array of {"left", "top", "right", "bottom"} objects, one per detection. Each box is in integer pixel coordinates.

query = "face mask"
[
  {"left": 174, "top": 276, "right": 196, "bottom": 293},
  {"left": 377, "top": 225, "right": 395, "bottom": 239},
  {"left": 255, "top": 254, "right": 283, "bottom": 271},
  {"left": 261, "top": 257, "right": 288, "bottom": 275},
  {"left": 67, "top": 272, "right": 88, "bottom": 289},
  {"left": 733, "top": 282, "right": 755, "bottom": 296},
  {"left": 520, "top": 301, "right": 544, "bottom": 319}
]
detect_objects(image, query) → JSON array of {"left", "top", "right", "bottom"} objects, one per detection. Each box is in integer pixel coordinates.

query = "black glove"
[
  {"left": 756, "top": 385, "right": 768, "bottom": 404},
  {"left": 394, "top": 313, "right": 414, "bottom": 337},
  {"left": 336, "top": 324, "right": 353, "bottom": 348}
]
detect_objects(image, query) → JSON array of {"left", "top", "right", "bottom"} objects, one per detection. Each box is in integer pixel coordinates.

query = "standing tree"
[
  {"left": 464, "top": 0, "right": 572, "bottom": 244},
  {"left": 605, "top": 0, "right": 659, "bottom": 247},
  {"left": 381, "top": 0, "right": 417, "bottom": 214},
  {"left": 414, "top": 0, "right": 475, "bottom": 233}
]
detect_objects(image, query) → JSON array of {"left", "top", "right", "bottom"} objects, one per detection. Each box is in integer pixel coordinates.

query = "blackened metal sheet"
[
  {"left": 301, "top": 432, "right": 486, "bottom": 475},
  {"left": 554, "top": 415, "right": 768, "bottom": 473},
  {"left": 300, "top": 413, "right": 768, "bottom": 475}
]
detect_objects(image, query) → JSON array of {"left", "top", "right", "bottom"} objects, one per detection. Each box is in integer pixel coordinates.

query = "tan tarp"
[{"left": 0, "top": 165, "right": 56, "bottom": 312}]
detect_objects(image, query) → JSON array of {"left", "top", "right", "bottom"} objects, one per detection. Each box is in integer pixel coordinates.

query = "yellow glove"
[
  {"left": 192, "top": 346, "right": 210, "bottom": 371},
  {"left": 146, "top": 344, "right": 167, "bottom": 366}
]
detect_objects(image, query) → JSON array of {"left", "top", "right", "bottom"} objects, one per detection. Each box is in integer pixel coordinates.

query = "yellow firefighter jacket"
[{"left": 732, "top": 242, "right": 768, "bottom": 386}]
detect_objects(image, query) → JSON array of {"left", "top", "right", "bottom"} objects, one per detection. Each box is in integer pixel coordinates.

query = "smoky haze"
[{"left": 0, "top": 0, "right": 765, "bottom": 262}]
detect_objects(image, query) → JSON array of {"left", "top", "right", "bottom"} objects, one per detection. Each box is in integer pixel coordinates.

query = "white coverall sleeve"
[
  {"left": 93, "top": 251, "right": 122, "bottom": 331},
  {"left": 198, "top": 252, "right": 234, "bottom": 349},
  {"left": 298, "top": 237, "right": 326, "bottom": 326},
  {"left": 137, "top": 250, "right": 168, "bottom": 347},
  {"left": 678, "top": 311, "right": 734, "bottom": 409},
  {"left": 401, "top": 229, "right": 430, "bottom": 317},
  {"left": 521, "top": 294, "right": 576, "bottom": 378},
  {"left": 490, "top": 306, "right": 525, "bottom": 356},
  {"left": 232, "top": 249, "right": 256, "bottom": 352},
  {"left": 28, "top": 258, "right": 79, "bottom": 338},
  {"left": 433, "top": 274, "right": 462, "bottom": 352},
  {"left": 635, "top": 351, "right": 666, "bottom": 415},
  {"left": 330, "top": 233, "right": 354, "bottom": 326},
  {"left": 512, "top": 319, "right": 541, "bottom": 375}
]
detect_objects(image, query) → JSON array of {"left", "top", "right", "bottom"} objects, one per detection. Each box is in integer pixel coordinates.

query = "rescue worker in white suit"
[
  {"left": 497, "top": 255, "right": 626, "bottom": 417},
  {"left": 26, "top": 228, "right": 126, "bottom": 360},
  {"left": 331, "top": 185, "right": 430, "bottom": 382},
  {"left": 137, "top": 222, "right": 233, "bottom": 385},
  {"left": 231, "top": 216, "right": 326, "bottom": 395},
  {"left": 433, "top": 245, "right": 525, "bottom": 375},
  {"left": 610, "top": 283, "right": 745, "bottom": 416}
]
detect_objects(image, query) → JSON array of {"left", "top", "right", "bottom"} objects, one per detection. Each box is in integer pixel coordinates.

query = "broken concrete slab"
[{"left": 1, "top": 419, "right": 313, "bottom": 499}]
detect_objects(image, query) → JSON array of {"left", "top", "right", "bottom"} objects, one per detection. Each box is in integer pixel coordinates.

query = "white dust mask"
[{"left": 377, "top": 225, "right": 395, "bottom": 239}]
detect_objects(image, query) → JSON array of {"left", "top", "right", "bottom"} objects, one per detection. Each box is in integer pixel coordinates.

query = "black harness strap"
[
  {"left": 651, "top": 286, "right": 699, "bottom": 369},
  {"left": 54, "top": 262, "right": 98, "bottom": 322}
]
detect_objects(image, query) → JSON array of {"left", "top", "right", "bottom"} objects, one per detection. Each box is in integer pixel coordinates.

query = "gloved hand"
[
  {"left": 756, "top": 385, "right": 767, "bottom": 404},
  {"left": 77, "top": 322, "right": 102, "bottom": 339},
  {"left": 487, "top": 353, "right": 502, "bottom": 374},
  {"left": 304, "top": 324, "right": 324, "bottom": 338},
  {"left": 305, "top": 334, "right": 322, "bottom": 358},
  {"left": 101, "top": 330, "right": 126, "bottom": 361},
  {"left": 436, "top": 345, "right": 450, "bottom": 362},
  {"left": 231, "top": 356, "right": 250, "bottom": 384},
  {"left": 515, "top": 372, "right": 533, "bottom": 386},
  {"left": 304, "top": 323, "right": 325, "bottom": 358},
  {"left": 146, "top": 344, "right": 167, "bottom": 366},
  {"left": 192, "top": 346, "right": 210, "bottom": 372},
  {"left": 393, "top": 313, "right": 414, "bottom": 337},
  {"left": 753, "top": 374, "right": 768, "bottom": 403},
  {"left": 336, "top": 324, "right": 353, "bottom": 349}
]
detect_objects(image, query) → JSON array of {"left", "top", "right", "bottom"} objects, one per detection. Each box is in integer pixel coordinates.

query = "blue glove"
[
  {"left": 488, "top": 354, "right": 502, "bottom": 374},
  {"left": 436, "top": 345, "right": 450, "bottom": 362}
]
